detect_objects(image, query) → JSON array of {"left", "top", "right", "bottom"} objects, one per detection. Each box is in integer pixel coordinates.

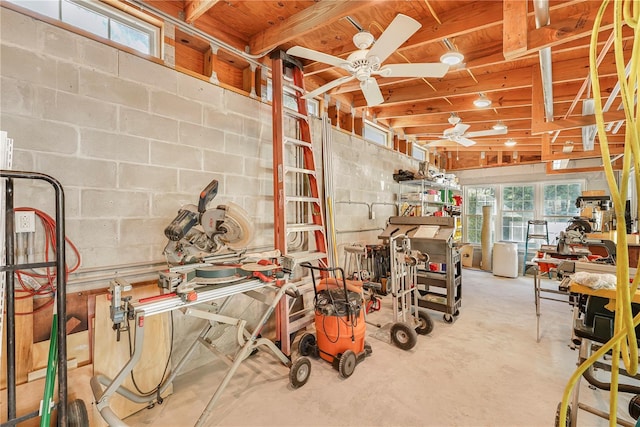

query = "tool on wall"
[{"left": 162, "top": 179, "right": 254, "bottom": 265}]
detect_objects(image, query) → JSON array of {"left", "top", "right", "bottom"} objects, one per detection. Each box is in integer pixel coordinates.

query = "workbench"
[
  {"left": 532, "top": 257, "right": 576, "bottom": 343},
  {"left": 90, "top": 278, "right": 306, "bottom": 427}
]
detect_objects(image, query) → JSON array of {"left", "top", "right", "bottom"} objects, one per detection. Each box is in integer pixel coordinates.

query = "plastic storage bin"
[{"left": 492, "top": 241, "right": 519, "bottom": 278}]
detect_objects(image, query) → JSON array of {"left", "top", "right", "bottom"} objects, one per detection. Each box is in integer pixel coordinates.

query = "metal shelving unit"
[{"left": 398, "top": 179, "right": 462, "bottom": 241}]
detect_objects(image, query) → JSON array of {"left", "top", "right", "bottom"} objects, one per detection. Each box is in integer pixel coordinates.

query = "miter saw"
[{"left": 162, "top": 179, "right": 254, "bottom": 265}]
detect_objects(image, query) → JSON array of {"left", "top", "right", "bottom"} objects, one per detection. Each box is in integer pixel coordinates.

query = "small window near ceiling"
[
  {"left": 412, "top": 145, "right": 426, "bottom": 161},
  {"left": 8, "top": 0, "right": 160, "bottom": 57},
  {"left": 363, "top": 121, "right": 390, "bottom": 147},
  {"left": 264, "top": 78, "right": 318, "bottom": 114}
]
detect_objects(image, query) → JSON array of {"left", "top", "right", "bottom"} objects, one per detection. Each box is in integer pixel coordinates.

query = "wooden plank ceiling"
[{"left": 140, "top": 0, "right": 632, "bottom": 172}]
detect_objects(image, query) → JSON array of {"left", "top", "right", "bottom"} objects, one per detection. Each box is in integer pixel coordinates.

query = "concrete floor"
[{"left": 125, "top": 268, "right": 636, "bottom": 426}]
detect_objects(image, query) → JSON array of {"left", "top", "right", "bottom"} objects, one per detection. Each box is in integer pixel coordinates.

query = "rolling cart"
[
  {"left": 298, "top": 263, "right": 371, "bottom": 378},
  {"left": 371, "top": 233, "right": 434, "bottom": 350}
]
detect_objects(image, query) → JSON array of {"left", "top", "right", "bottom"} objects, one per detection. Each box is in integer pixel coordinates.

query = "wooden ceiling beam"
[
  {"left": 532, "top": 110, "right": 627, "bottom": 134},
  {"left": 542, "top": 146, "right": 624, "bottom": 161},
  {"left": 502, "top": 0, "right": 528, "bottom": 59},
  {"left": 373, "top": 75, "right": 622, "bottom": 119},
  {"left": 248, "top": 0, "right": 373, "bottom": 55},
  {"left": 504, "top": 1, "right": 613, "bottom": 60},
  {"left": 184, "top": 0, "right": 218, "bottom": 24}
]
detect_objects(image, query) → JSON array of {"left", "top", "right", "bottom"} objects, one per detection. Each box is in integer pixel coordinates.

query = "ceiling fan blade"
[
  {"left": 360, "top": 78, "right": 384, "bottom": 106},
  {"left": 303, "top": 75, "right": 355, "bottom": 99},
  {"left": 465, "top": 128, "right": 508, "bottom": 138},
  {"left": 286, "top": 46, "right": 348, "bottom": 68},
  {"left": 457, "top": 137, "right": 476, "bottom": 147},
  {"left": 366, "top": 14, "right": 421, "bottom": 64},
  {"left": 424, "top": 139, "right": 451, "bottom": 146},
  {"left": 453, "top": 123, "right": 471, "bottom": 134},
  {"left": 377, "top": 63, "right": 449, "bottom": 78}
]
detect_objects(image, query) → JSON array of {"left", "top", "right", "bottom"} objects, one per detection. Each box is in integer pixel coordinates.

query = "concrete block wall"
[{"left": 0, "top": 7, "right": 415, "bottom": 285}]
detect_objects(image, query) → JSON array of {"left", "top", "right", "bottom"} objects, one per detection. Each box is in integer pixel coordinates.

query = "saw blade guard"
[{"left": 218, "top": 202, "right": 254, "bottom": 250}]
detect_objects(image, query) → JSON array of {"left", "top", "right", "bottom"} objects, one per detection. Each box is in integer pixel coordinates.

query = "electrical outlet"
[{"left": 15, "top": 211, "right": 35, "bottom": 233}]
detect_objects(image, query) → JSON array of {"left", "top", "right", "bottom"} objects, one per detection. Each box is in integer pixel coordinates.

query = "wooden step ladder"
[{"left": 270, "top": 51, "right": 329, "bottom": 356}]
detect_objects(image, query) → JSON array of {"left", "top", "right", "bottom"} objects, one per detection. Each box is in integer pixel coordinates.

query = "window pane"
[
  {"left": 412, "top": 147, "right": 425, "bottom": 161},
  {"left": 464, "top": 186, "right": 496, "bottom": 244},
  {"left": 364, "top": 123, "right": 388, "bottom": 146},
  {"left": 543, "top": 182, "right": 582, "bottom": 242},
  {"left": 10, "top": 0, "right": 59, "bottom": 18},
  {"left": 500, "top": 184, "right": 535, "bottom": 248},
  {"left": 111, "top": 20, "right": 150, "bottom": 55},
  {"left": 62, "top": 0, "right": 108, "bottom": 39}
]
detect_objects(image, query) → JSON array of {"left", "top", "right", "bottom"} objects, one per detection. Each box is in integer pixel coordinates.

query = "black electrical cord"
[{"left": 126, "top": 310, "right": 174, "bottom": 397}]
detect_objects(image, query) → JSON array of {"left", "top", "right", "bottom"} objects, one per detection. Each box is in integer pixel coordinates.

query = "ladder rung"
[
  {"left": 527, "top": 235, "right": 548, "bottom": 239},
  {"left": 286, "top": 250, "right": 327, "bottom": 264},
  {"left": 283, "top": 107, "right": 308, "bottom": 121},
  {"left": 286, "top": 196, "right": 321, "bottom": 204},
  {"left": 284, "top": 136, "right": 313, "bottom": 149},
  {"left": 285, "top": 166, "right": 316, "bottom": 176},
  {"left": 283, "top": 81, "right": 305, "bottom": 94},
  {"left": 287, "top": 223, "right": 325, "bottom": 233}
]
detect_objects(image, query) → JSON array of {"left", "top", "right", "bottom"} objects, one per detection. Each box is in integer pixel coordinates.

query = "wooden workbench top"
[{"left": 570, "top": 282, "right": 640, "bottom": 304}]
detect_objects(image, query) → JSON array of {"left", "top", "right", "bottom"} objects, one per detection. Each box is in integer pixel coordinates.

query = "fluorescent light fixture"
[
  {"left": 492, "top": 121, "right": 507, "bottom": 131},
  {"left": 473, "top": 93, "right": 492, "bottom": 108},
  {"left": 504, "top": 139, "right": 517, "bottom": 147},
  {"left": 440, "top": 51, "right": 464, "bottom": 65}
]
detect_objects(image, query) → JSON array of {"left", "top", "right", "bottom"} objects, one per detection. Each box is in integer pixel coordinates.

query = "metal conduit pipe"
[
  {"left": 337, "top": 227, "right": 385, "bottom": 234},
  {"left": 128, "top": 0, "right": 266, "bottom": 67},
  {"left": 371, "top": 201, "right": 399, "bottom": 216},
  {"left": 336, "top": 200, "right": 372, "bottom": 219},
  {"left": 336, "top": 201, "right": 399, "bottom": 219},
  {"left": 534, "top": 0, "right": 554, "bottom": 123}
]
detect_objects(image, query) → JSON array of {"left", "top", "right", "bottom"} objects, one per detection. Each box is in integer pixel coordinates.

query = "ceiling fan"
[
  {"left": 424, "top": 113, "right": 508, "bottom": 147},
  {"left": 285, "top": 14, "right": 449, "bottom": 107}
]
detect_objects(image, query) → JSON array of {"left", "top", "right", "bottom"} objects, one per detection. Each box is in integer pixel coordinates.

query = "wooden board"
[
  {"left": 33, "top": 292, "right": 88, "bottom": 343},
  {"left": 1, "top": 295, "right": 34, "bottom": 388},
  {"left": 93, "top": 285, "right": 172, "bottom": 420},
  {"left": 0, "top": 364, "right": 103, "bottom": 427},
  {"left": 31, "top": 330, "right": 91, "bottom": 371}
]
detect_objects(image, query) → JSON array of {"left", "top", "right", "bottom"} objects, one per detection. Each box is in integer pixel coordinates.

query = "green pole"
[{"left": 40, "top": 313, "right": 58, "bottom": 427}]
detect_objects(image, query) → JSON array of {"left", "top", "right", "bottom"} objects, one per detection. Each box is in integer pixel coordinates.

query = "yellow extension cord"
[{"left": 559, "top": 1, "right": 640, "bottom": 425}]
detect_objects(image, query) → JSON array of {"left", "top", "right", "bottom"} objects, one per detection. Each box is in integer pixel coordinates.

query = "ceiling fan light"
[
  {"left": 473, "top": 93, "right": 492, "bottom": 108},
  {"left": 440, "top": 50, "right": 464, "bottom": 66},
  {"left": 492, "top": 121, "right": 507, "bottom": 131},
  {"left": 504, "top": 139, "right": 517, "bottom": 147},
  {"left": 352, "top": 31, "right": 374, "bottom": 50}
]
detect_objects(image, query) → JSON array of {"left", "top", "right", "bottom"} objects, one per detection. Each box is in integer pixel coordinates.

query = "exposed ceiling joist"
[
  {"left": 184, "top": 0, "right": 219, "bottom": 24},
  {"left": 248, "top": 0, "right": 374, "bottom": 55}
]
